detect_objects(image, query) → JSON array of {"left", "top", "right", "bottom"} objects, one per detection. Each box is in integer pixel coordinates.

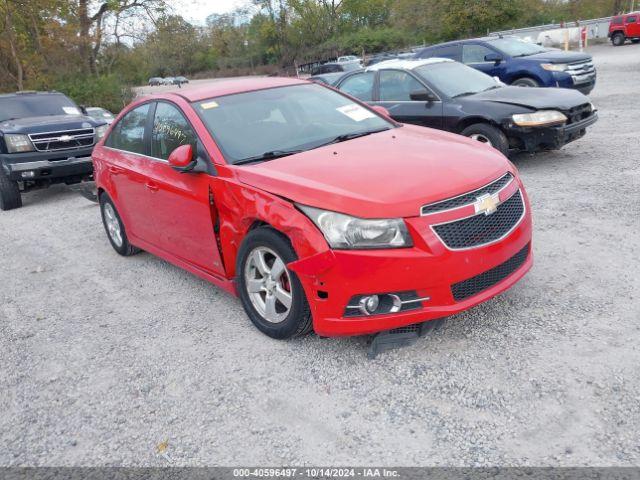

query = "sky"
[{"left": 178, "top": 0, "right": 249, "bottom": 25}]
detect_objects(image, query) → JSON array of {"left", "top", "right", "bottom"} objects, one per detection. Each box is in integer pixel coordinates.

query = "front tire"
[
  {"left": 612, "top": 33, "right": 625, "bottom": 46},
  {"left": 237, "top": 227, "right": 313, "bottom": 339},
  {"left": 99, "top": 193, "right": 139, "bottom": 256},
  {"left": 461, "top": 123, "right": 509, "bottom": 157},
  {"left": 0, "top": 169, "right": 22, "bottom": 211},
  {"left": 511, "top": 77, "right": 539, "bottom": 88}
]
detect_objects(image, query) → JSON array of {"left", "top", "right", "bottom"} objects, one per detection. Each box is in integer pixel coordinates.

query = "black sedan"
[{"left": 333, "top": 58, "right": 598, "bottom": 156}]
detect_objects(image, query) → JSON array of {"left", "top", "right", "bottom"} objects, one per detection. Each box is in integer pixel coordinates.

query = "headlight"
[
  {"left": 541, "top": 63, "right": 568, "bottom": 72},
  {"left": 4, "top": 134, "right": 34, "bottom": 153},
  {"left": 298, "top": 205, "right": 413, "bottom": 249},
  {"left": 512, "top": 110, "right": 567, "bottom": 127},
  {"left": 95, "top": 124, "right": 109, "bottom": 140}
]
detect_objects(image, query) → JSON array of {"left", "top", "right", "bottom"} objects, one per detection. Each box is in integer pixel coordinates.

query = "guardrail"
[{"left": 490, "top": 17, "right": 614, "bottom": 45}]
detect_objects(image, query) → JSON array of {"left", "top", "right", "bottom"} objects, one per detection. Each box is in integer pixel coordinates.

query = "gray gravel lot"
[{"left": 1, "top": 44, "right": 639, "bottom": 467}]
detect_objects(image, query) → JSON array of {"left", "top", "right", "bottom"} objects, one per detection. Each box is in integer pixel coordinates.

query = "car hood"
[
  {"left": 235, "top": 124, "right": 511, "bottom": 219},
  {"left": 523, "top": 50, "right": 592, "bottom": 64},
  {"left": 470, "top": 86, "right": 589, "bottom": 111},
  {"left": 0, "top": 115, "right": 103, "bottom": 134}
]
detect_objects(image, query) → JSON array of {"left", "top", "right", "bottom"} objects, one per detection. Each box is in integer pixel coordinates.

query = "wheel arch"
[{"left": 455, "top": 116, "right": 499, "bottom": 134}]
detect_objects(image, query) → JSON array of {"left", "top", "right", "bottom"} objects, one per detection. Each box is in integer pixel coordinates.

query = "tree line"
[{"left": 0, "top": 0, "right": 630, "bottom": 111}]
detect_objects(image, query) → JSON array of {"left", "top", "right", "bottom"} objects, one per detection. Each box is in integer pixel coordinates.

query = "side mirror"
[
  {"left": 371, "top": 105, "right": 390, "bottom": 117},
  {"left": 484, "top": 53, "right": 503, "bottom": 65},
  {"left": 79, "top": 105, "right": 88, "bottom": 115},
  {"left": 168, "top": 144, "right": 209, "bottom": 174},
  {"left": 409, "top": 89, "right": 438, "bottom": 102}
]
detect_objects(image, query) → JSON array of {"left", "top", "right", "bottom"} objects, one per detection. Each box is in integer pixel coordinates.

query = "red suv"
[
  {"left": 609, "top": 12, "right": 640, "bottom": 46},
  {"left": 92, "top": 78, "right": 532, "bottom": 339}
]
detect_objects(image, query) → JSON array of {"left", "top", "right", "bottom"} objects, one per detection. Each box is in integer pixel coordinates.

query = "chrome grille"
[
  {"left": 28, "top": 128, "right": 95, "bottom": 152},
  {"left": 421, "top": 173, "right": 513, "bottom": 215},
  {"left": 566, "top": 60, "right": 596, "bottom": 85}
]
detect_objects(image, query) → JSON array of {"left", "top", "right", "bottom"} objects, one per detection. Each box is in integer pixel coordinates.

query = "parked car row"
[
  {"left": 148, "top": 76, "right": 189, "bottom": 86},
  {"left": 0, "top": 33, "right": 605, "bottom": 345}
]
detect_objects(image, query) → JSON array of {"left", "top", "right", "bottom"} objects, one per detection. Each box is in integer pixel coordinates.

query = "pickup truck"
[
  {"left": 609, "top": 12, "right": 640, "bottom": 46},
  {"left": 0, "top": 91, "right": 108, "bottom": 210}
]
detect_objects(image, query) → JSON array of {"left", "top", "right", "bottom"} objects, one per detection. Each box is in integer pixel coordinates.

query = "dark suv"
[
  {"left": 0, "top": 91, "right": 108, "bottom": 210},
  {"left": 415, "top": 36, "right": 596, "bottom": 94}
]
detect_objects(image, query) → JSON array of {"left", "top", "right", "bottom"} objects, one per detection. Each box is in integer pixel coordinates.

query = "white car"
[{"left": 337, "top": 55, "right": 361, "bottom": 64}]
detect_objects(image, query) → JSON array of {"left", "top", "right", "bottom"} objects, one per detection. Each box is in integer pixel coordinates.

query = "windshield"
[
  {"left": 486, "top": 38, "right": 547, "bottom": 57},
  {"left": 194, "top": 83, "right": 393, "bottom": 164},
  {"left": 0, "top": 93, "right": 80, "bottom": 122},
  {"left": 414, "top": 62, "right": 498, "bottom": 98}
]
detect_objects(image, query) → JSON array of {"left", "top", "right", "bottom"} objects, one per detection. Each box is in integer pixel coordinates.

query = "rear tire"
[
  {"left": 612, "top": 33, "right": 626, "bottom": 46},
  {"left": 461, "top": 123, "right": 509, "bottom": 157},
  {"left": 0, "top": 169, "right": 22, "bottom": 211},
  {"left": 511, "top": 77, "right": 539, "bottom": 88},
  {"left": 237, "top": 227, "right": 313, "bottom": 339},
  {"left": 99, "top": 193, "right": 140, "bottom": 256}
]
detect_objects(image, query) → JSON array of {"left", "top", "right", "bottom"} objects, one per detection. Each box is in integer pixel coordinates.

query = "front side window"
[
  {"left": 105, "top": 103, "right": 150, "bottom": 155},
  {"left": 194, "top": 83, "right": 392, "bottom": 163},
  {"left": 627, "top": 16, "right": 637, "bottom": 23},
  {"left": 339, "top": 72, "right": 375, "bottom": 101},
  {"left": 151, "top": 102, "right": 197, "bottom": 160},
  {"left": 379, "top": 70, "right": 424, "bottom": 101},
  {"left": 462, "top": 44, "right": 495, "bottom": 64},
  {"left": 415, "top": 62, "right": 498, "bottom": 98}
]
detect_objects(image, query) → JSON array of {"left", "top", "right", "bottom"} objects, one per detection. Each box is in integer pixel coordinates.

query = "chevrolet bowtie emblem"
[
  {"left": 59, "top": 135, "right": 72, "bottom": 142},
  {"left": 474, "top": 193, "right": 499, "bottom": 216}
]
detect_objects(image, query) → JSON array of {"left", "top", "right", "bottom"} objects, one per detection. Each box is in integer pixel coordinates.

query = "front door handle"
[
  {"left": 109, "top": 166, "right": 124, "bottom": 174},
  {"left": 145, "top": 181, "right": 159, "bottom": 192}
]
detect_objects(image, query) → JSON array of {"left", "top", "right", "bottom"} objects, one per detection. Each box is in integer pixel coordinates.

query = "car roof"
[
  {"left": 418, "top": 36, "right": 512, "bottom": 50},
  {"left": 0, "top": 90, "right": 64, "bottom": 99},
  {"left": 366, "top": 57, "right": 453, "bottom": 71},
  {"left": 152, "top": 77, "right": 308, "bottom": 102}
]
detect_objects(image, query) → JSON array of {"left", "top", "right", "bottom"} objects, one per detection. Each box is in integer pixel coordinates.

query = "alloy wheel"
[
  {"left": 103, "top": 203, "right": 123, "bottom": 247},
  {"left": 469, "top": 133, "right": 493, "bottom": 146},
  {"left": 244, "top": 246, "right": 293, "bottom": 323}
]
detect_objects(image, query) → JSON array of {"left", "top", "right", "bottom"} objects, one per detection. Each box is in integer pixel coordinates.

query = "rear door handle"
[
  {"left": 145, "top": 182, "right": 159, "bottom": 192},
  {"left": 109, "top": 166, "right": 124, "bottom": 174}
]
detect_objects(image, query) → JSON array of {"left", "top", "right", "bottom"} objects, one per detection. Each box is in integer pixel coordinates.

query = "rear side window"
[
  {"left": 379, "top": 70, "right": 424, "bottom": 101},
  {"left": 105, "top": 104, "right": 150, "bottom": 155},
  {"left": 612, "top": 16, "right": 623, "bottom": 25},
  {"left": 627, "top": 16, "right": 637, "bottom": 23},
  {"left": 339, "top": 72, "right": 376, "bottom": 101},
  {"left": 150, "top": 102, "right": 197, "bottom": 160},
  {"left": 420, "top": 45, "right": 461, "bottom": 61}
]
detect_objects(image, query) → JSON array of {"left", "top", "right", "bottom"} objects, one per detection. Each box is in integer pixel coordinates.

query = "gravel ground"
[{"left": 1, "top": 44, "right": 639, "bottom": 467}]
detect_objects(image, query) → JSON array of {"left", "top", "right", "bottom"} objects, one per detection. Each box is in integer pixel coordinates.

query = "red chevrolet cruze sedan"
[{"left": 92, "top": 77, "right": 532, "bottom": 339}]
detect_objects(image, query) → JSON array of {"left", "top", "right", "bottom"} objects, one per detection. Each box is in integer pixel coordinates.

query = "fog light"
[
  {"left": 21, "top": 171, "right": 35, "bottom": 178},
  {"left": 359, "top": 295, "right": 380, "bottom": 316}
]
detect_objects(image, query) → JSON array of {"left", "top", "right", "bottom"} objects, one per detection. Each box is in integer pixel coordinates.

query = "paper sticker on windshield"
[
  {"left": 63, "top": 107, "right": 81, "bottom": 115},
  {"left": 337, "top": 104, "right": 376, "bottom": 122},
  {"left": 200, "top": 101, "right": 219, "bottom": 110}
]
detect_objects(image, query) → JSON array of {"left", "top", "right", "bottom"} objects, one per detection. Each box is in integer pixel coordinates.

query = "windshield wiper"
[
  {"left": 234, "top": 149, "right": 303, "bottom": 165},
  {"left": 317, "top": 127, "right": 391, "bottom": 148},
  {"left": 452, "top": 91, "right": 479, "bottom": 98}
]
